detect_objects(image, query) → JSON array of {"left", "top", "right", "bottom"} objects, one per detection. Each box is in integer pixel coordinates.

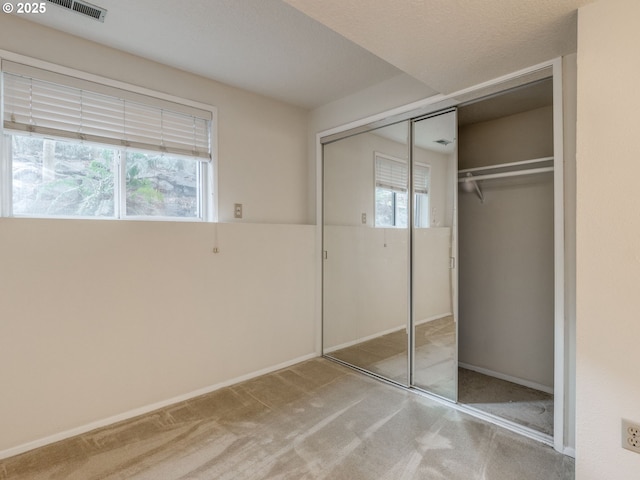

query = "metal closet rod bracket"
[{"left": 460, "top": 172, "right": 484, "bottom": 203}]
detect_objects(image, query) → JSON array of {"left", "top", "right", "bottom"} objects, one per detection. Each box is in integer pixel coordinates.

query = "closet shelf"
[{"left": 458, "top": 156, "right": 554, "bottom": 175}]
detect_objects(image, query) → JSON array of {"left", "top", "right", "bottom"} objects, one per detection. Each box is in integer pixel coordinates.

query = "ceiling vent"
[{"left": 46, "top": 0, "right": 107, "bottom": 22}]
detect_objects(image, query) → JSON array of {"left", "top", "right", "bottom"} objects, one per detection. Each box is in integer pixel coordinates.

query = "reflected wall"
[{"left": 323, "top": 122, "right": 410, "bottom": 385}]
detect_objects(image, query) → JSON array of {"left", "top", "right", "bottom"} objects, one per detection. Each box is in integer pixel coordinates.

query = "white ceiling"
[
  {"left": 22, "top": 0, "right": 405, "bottom": 109},
  {"left": 21, "top": 0, "right": 593, "bottom": 109}
]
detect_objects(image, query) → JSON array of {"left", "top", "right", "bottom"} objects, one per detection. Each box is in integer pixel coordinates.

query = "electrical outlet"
[
  {"left": 622, "top": 419, "right": 640, "bottom": 453},
  {"left": 234, "top": 203, "right": 243, "bottom": 219},
  {"left": 361, "top": 213, "right": 367, "bottom": 224}
]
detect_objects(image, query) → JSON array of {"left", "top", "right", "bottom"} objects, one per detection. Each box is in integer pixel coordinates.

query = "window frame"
[{"left": 0, "top": 51, "right": 218, "bottom": 222}]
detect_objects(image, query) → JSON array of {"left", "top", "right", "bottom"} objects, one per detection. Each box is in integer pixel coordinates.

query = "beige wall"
[
  {"left": 458, "top": 106, "right": 554, "bottom": 169},
  {"left": 576, "top": 0, "right": 640, "bottom": 477},
  {"left": 0, "top": 220, "right": 316, "bottom": 454},
  {"left": 0, "top": 17, "right": 316, "bottom": 455},
  {"left": 458, "top": 174, "right": 555, "bottom": 388}
]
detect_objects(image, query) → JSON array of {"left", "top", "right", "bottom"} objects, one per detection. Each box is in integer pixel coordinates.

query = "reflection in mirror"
[
  {"left": 412, "top": 111, "right": 458, "bottom": 400},
  {"left": 323, "top": 121, "right": 410, "bottom": 385}
]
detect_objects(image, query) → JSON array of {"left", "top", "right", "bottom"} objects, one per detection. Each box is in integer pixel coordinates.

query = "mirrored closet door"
[
  {"left": 411, "top": 111, "right": 458, "bottom": 401},
  {"left": 322, "top": 121, "right": 411, "bottom": 385},
  {"left": 322, "top": 109, "right": 459, "bottom": 399}
]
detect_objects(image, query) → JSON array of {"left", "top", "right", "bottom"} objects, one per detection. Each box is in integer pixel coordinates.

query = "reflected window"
[
  {"left": 375, "top": 187, "right": 408, "bottom": 228},
  {"left": 414, "top": 163, "right": 430, "bottom": 228},
  {"left": 374, "top": 152, "right": 430, "bottom": 228},
  {"left": 374, "top": 152, "right": 407, "bottom": 228}
]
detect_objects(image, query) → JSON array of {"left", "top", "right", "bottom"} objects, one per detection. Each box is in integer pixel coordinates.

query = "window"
[
  {"left": 413, "top": 163, "right": 431, "bottom": 229},
  {"left": 374, "top": 152, "right": 430, "bottom": 228},
  {"left": 124, "top": 151, "right": 200, "bottom": 218},
  {"left": 375, "top": 186, "right": 408, "bottom": 228},
  {"left": 11, "top": 135, "right": 116, "bottom": 217},
  {"left": 1, "top": 60, "right": 214, "bottom": 220},
  {"left": 374, "top": 152, "right": 408, "bottom": 228}
]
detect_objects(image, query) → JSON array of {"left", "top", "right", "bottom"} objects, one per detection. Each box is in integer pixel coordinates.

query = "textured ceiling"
[
  {"left": 18, "top": 0, "right": 593, "bottom": 110},
  {"left": 283, "top": 0, "right": 594, "bottom": 94}
]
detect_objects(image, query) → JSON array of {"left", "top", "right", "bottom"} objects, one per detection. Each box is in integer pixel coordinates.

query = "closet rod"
[
  {"left": 458, "top": 156, "right": 554, "bottom": 175},
  {"left": 457, "top": 166, "right": 554, "bottom": 183}
]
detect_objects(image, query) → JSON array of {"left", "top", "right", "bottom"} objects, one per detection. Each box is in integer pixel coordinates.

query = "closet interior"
[
  {"left": 321, "top": 70, "right": 559, "bottom": 443},
  {"left": 457, "top": 78, "right": 555, "bottom": 436}
]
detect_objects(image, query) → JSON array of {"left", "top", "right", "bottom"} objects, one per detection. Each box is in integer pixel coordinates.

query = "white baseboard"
[
  {"left": 563, "top": 446, "right": 576, "bottom": 458},
  {"left": 324, "top": 325, "right": 405, "bottom": 353},
  {"left": 415, "top": 312, "right": 453, "bottom": 326},
  {"left": 458, "top": 362, "right": 554, "bottom": 395},
  {"left": 0, "top": 352, "right": 318, "bottom": 461},
  {"left": 324, "top": 312, "right": 452, "bottom": 354}
]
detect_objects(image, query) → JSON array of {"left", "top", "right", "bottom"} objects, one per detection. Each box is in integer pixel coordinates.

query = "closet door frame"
[{"left": 317, "top": 58, "right": 566, "bottom": 454}]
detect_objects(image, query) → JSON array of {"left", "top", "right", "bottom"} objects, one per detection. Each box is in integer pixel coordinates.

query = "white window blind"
[
  {"left": 2, "top": 61, "right": 212, "bottom": 160},
  {"left": 414, "top": 163, "right": 430, "bottom": 194},
  {"left": 375, "top": 153, "right": 430, "bottom": 194},
  {"left": 375, "top": 153, "right": 408, "bottom": 192}
]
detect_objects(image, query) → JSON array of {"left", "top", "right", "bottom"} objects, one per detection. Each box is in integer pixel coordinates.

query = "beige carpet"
[
  {"left": 0, "top": 358, "right": 572, "bottom": 479},
  {"left": 458, "top": 368, "right": 554, "bottom": 435},
  {"left": 329, "top": 318, "right": 553, "bottom": 435}
]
